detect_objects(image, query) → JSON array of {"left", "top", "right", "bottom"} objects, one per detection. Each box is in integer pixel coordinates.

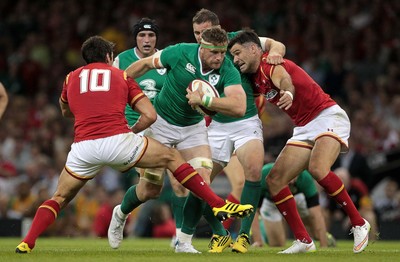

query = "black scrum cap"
[{"left": 132, "top": 18, "right": 159, "bottom": 39}]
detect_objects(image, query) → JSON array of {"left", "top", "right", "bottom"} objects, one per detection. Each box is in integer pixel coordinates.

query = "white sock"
[
  {"left": 116, "top": 205, "right": 129, "bottom": 220},
  {"left": 177, "top": 231, "right": 193, "bottom": 244}
]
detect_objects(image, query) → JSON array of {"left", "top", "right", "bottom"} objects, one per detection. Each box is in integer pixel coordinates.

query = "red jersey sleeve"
[
  {"left": 126, "top": 75, "right": 146, "bottom": 110},
  {"left": 60, "top": 73, "right": 72, "bottom": 103},
  {"left": 254, "top": 53, "right": 336, "bottom": 126}
]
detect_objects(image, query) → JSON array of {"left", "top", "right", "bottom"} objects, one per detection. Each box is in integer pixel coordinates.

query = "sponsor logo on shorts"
[{"left": 123, "top": 147, "right": 139, "bottom": 165}]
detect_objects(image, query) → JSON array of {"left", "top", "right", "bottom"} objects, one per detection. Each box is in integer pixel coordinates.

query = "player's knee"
[
  {"left": 266, "top": 170, "right": 282, "bottom": 189},
  {"left": 137, "top": 180, "right": 162, "bottom": 201},
  {"left": 233, "top": 177, "right": 245, "bottom": 188},
  {"left": 168, "top": 147, "right": 181, "bottom": 160},
  {"left": 307, "top": 164, "right": 327, "bottom": 180},
  {"left": 157, "top": 147, "right": 180, "bottom": 168},
  {"left": 137, "top": 169, "right": 164, "bottom": 201},
  {"left": 244, "top": 165, "right": 262, "bottom": 181},
  {"left": 142, "top": 168, "right": 165, "bottom": 185}
]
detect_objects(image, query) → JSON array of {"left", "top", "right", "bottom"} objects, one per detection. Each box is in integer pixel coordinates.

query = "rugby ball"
[{"left": 188, "top": 79, "right": 220, "bottom": 116}]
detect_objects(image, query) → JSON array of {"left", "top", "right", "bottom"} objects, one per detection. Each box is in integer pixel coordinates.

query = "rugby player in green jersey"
[
  {"left": 175, "top": 8, "right": 286, "bottom": 254},
  {"left": 111, "top": 18, "right": 170, "bottom": 240},
  {"left": 113, "top": 18, "right": 166, "bottom": 130},
  {"left": 108, "top": 26, "right": 253, "bottom": 251}
]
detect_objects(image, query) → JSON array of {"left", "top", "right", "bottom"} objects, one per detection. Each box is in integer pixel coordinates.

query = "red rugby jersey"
[
  {"left": 60, "top": 62, "right": 145, "bottom": 142},
  {"left": 253, "top": 53, "right": 336, "bottom": 126}
]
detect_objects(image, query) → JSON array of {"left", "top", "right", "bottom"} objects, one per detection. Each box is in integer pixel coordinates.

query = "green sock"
[
  {"left": 120, "top": 185, "right": 143, "bottom": 214},
  {"left": 203, "top": 205, "right": 227, "bottom": 236},
  {"left": 171, "top": 194, "right": 187, "bottom": 229},
  {"left": 181, "top": 192, "right": 206, "bottom": 235},
  {"left": 239, "top": 180, "right": 261, "bottom": 236}
]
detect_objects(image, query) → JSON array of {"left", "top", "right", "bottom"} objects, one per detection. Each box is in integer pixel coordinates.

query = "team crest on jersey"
[
  {"left": 185, "top": 63, "right": 196, "bottom": 74},
  {"left": 208, "top": 74, "right": 220, "bottom": 86},
  {"left": 265, "top": 89, "right": 278, "bottom": 101},
  {"left": 156, "top": 68, "right": 167, "bottom": 75}
]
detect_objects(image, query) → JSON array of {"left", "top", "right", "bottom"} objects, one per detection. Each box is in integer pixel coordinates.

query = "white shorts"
[
  {"left": 208, "top": 115, "right": 263, "bottom": 163},
  {"left": 288, "top": 105, "right": 350, "bottom": 152},
  {"left": 148, "top": 114, "right": 209, "bottom": 150},
  {"left": 65, "top": 132, "right": 147, "bottom": 180},
  {"left": 260, "top": 194, "right": 309, "bottom": 222}
]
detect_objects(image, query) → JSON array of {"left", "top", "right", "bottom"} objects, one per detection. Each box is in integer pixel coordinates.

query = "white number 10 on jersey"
[{"left": 79, "top": 69, "right": 111, "bottom": 93}]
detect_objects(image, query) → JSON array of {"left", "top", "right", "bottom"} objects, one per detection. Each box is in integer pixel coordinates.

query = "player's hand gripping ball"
[{"left": 188, "top": 79, "right": 220, "bottom": 116}]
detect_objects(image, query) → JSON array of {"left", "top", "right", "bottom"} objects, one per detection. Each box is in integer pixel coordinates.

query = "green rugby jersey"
[
  {"left": 260, "top": 163, "right": 318, "bottom": 201},
  {"left": 155, "top": 43, "right": 241, "bottom": 126},
  {"left": 211, "top": 31, "right": 258, "bottom": 123},
  {"left": 113, "top": 48, "right": 166, "bottom": 126}
]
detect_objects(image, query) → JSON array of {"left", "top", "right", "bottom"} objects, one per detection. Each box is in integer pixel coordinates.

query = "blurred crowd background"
[{"left": 0, "top": 0, "right": 399, "bottom": 240}]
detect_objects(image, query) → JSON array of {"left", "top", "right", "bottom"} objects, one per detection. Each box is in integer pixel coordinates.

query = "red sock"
[
  {"left": 23, "top": 199, "right": 60, "bottom": 249},
  {"left": 173, "top": 163, "right": 225, "bottom": 207},
  {"left": 272, "top": 186, "right": 312, "bottom": 243},
  {"left": 318, "top": 171, "right": 364, "bottom": 226},
  {"left": 222, "top": 193, "right": 239, "bottom": 229}
]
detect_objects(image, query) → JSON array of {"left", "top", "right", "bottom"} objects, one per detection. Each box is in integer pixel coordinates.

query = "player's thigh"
[
  {"left": 179, "top": 144, "right": 211, "bottom": 160},
  {"left": 309, "top": 136, "right": 341, "bottom": 179},
  {"left": 235, "top": 139, "right": 264, "bottom": 181},
  {"left": 52, "top": 168, "right": 87, "bottom": 208}
]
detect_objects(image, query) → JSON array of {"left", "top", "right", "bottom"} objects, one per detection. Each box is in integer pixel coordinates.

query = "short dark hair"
[
  {"left": 192, "top": 8, "right": 220, "bottom": 25},
  {"left": 132, "top": 17, "right": 159, "bottom": 40},
  {"left": 228, "top": 29, "right": 262, "bottom": 50},
  {"left": 81, "top": 36, "right": 115, "bottom": 64},
  {"left": 201, "top": 26, "right": 228, "bottom": 45}
]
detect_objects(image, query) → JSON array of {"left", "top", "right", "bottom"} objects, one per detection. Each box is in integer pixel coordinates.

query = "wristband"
[
  {"left": 201, "top": 95, "right": 213, "bottom": 107},
  {"left": 284, "top": 91, "right": 293, "bottom": 100}
]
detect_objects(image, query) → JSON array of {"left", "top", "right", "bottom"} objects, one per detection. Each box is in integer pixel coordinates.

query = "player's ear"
[{"left": 106, "top": 53, "right": 113, "bottom": 64}]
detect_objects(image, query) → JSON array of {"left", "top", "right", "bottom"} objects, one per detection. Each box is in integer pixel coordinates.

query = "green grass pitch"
[{"left": 1, "top": 237, "right": 399, "bottom": 262}]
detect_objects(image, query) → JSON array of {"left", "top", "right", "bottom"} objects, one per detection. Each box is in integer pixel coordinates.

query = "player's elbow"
[
  {"left": 59, "top": 100, "right": 74, "bottom": 118},
  {"left": 234, "top": 105, "right": 246, "bottom": 117},
  {"left": 148, "top": 111, "right": 157, "bottom": 125},
  {"left": 233, "top": 97, "right": 246, "bottom": 117}
]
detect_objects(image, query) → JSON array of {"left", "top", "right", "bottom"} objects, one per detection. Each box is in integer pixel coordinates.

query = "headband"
[{"left": 200, "top": 39, "right": 227, "bottom": 50}]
